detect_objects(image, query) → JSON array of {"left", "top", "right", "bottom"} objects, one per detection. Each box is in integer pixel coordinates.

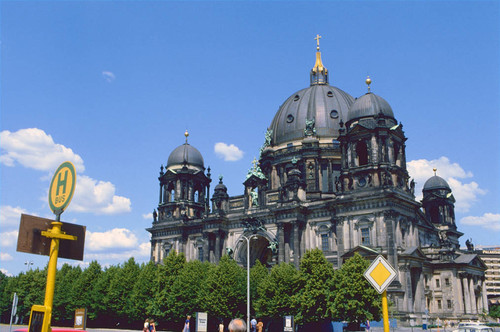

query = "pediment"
[{"left": 341, "top": 245, "right": 380, "bottom": 261}]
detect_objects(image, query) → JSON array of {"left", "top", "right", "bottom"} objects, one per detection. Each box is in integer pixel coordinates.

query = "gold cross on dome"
[{"left": 315, "top": 34, "right": 322, "bottom": 50}]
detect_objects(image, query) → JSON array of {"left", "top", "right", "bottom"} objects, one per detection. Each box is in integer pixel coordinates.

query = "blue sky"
[{"left": 1, "top": 1, "right": 499, "bottom": 276}]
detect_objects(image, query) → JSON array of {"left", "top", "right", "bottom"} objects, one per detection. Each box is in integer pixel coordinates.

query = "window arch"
[{"left": 356, "top": 141, "right": 368, "bottom": 166}]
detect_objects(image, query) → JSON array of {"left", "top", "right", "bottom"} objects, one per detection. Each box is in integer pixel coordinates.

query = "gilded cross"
[
  {"left": 252, "top": 157, "right": 258, "bottom": 170},
  {"left": 315, "top": 34, "right": 322, "bottom": 49}
]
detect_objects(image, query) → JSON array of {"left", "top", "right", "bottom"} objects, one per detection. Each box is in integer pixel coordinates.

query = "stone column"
[
  {"left": 278, "top": 223, "right": 285, "bottom": 263},
  {"left": 469, "top": 277, "right": 477, "bottom": 314},
  {"left": 462, "top": 275, "right": 471, "bottom": 314},
  {"left": 415, "top": 269, "right": 424, "bottom": 313},
  {"left": 481, "top": 279, "right": 489, "bottom": 314},
  {"left": 215, "top": 231, "right": 221, "bottom": 263},
  {"left": 455, "top": 273, "right": 465, "bottom": 314},
  {"left": 203, "top": 233, "right": 209, "bottom": 262},
  {"left": 293, "top": 223, "right": 299, "bottom": 268}
]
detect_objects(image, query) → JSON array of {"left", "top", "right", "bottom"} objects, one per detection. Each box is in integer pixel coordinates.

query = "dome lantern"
[{"left": 310, "top": 34, "right": 329, "bottom": 85}]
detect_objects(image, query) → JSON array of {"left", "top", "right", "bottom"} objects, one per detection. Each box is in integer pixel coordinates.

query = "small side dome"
[
  {"left": 423, "top": 175, "right": 451, "bottom": 192},
  {"left": 347, "top": 92, "right": 395, "bottom": 122},
  {"left": 166, "top": 143, "right": 204, "bottom": 169},
  {"left": 214, "top": 176, "right": 227, "bottom": 192}
]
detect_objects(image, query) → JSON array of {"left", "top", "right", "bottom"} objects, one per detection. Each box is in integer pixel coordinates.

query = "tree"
[
  {"left": 153, "top": 251, "right": 186, "bottom": 321},
  {"left": 0, "top": 271, "right": 11, "bottom": 323},
  {"left": 295, "top": 249, "right": 335, "bottom": 325},
  {"left": 255, "top": 262, "right": 299, "bottom": 319},
  {"left": 167, "top": 260, "right": 213, "bottom": 323},
  {"left": 72, "top": 261, "right": 102, "bottom": 321},
  {"left": 93, "top": 265, "right": 120, "bottom": 327},
  {"left": 201, "top": 255, "right": 246, "bottom": 320},
  {"left": 249, "top": 260, "right": 268, "bottom": 316},
  {"left": 130, "top": 261, "right": 158, "bottom": 323},
  {"left": 489, "top": 304, "right": 500, "bottom": 319},
  {"left": 106, "top": 257, "right": 140, "bottom": 327},
  {"left": 53, "top": 264, "right": 82, "bottom": 324},
  {"left": 331, "top": 253, "right": 381, "bottom": 331}
]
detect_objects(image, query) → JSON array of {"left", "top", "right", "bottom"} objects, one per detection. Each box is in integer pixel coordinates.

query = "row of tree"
[{"left": 0, "top": 250, "right": 382, "bottom": 330}]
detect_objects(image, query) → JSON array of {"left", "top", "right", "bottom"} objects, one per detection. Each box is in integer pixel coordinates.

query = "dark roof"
[
  {"left": 347, "top": 92, "right": 394, "bottom": 122},
  {"left": 166, "top": 143, "right": 204, "bottom": 169},
  {"left": 268, "top": 84, "right": 354, "bottom": 146},
  {"left": 423, "top": 175, "right": 451, "bottom": 191}
]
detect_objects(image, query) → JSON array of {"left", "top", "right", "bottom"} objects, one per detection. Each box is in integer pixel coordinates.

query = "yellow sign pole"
[
  {"left": 382, "top": 290, "right": 390, "bottom": 332},
  {"left": 39, "top": 222, "right": 77, "bottom": 332}
]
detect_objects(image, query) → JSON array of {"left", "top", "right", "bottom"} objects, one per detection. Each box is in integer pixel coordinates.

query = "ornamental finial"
[
  {"left": 315, "top": 34, "right": 322, "bottom": 51},
  {"left": 184, "top": 130, "right": 189, "bottom": 143},
  {"left": 366, "top": 76, "right": 372, "bottom": 92},
  {"left": 311, "top": 34, "right": 328, "bottom": 85},
  {"left": 433, "top": 168, "right": 437, "bottom": 176}
]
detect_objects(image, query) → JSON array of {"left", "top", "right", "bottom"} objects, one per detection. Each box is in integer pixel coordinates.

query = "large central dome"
[{"left": 268, "top": 44, "right": 354, "bottom": 147}]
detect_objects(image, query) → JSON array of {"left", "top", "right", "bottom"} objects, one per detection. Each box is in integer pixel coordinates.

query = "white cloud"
[
  {"left": 86, "top": 228, "right": 139, "bottom": 252},
  {"left": 0, "top": 253, "right": 13, "bottom": 261},
  {"left": 0, "top": 128, "right": 85, "bottom": 172},
  {"left": 102, "top": 71, "right": 115, "bottom": 83},
  {"left": 0, "top": 205, "right": 27, "bottom": 228},
  {"left": 0, "top": 268, "right": 13, "bottom": 277},
  {"left": 0, "top": 230, "right": 19, "bottom": 247},
  {"left": 142, "top": 212, "right": 153, "bottom": 220},
  {"left": 407, "top": 156, "right": 486, "bottom": 212},
  {"left": 460, "top": 213, "right": 500, "bottom": 231},
  {"left": 214, "top": 142, "right": 244, "bottom": 161},
  {"left": 85, "top": 241, "right": 150, "bottom": 262},
  {"left": 70, "top": 175, "right": 131, "bottom": 215}
]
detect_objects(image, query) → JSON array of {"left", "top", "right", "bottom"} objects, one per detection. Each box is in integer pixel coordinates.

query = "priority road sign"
[
  {"left": 364, "top": 255, "right": 397, "bottom": 294},
  {"left": 48, "top": 161, "right": 76, "bottom": 217}
]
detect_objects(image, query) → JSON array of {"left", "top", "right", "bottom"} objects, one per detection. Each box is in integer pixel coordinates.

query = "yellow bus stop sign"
[
  {"left": 48, "top": 161, "right": 76, "bottom": 217},
  {"left": 364, "top": 255, "right": 397, "bottom": 294}
]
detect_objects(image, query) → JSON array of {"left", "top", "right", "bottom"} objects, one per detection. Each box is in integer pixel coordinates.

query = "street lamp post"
[
  {"left": 24, "top": 261, "right": 33, "bottom": 271},
  {"left": 240, "top": 234, "right": 257, "bottom": 332}
]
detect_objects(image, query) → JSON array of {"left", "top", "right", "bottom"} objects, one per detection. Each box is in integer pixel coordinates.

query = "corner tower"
[
  {"left": 156, "top": 131, "right": 211, "bottom": 221},
  {"left": 338, "top": 77, "right": 412, "bottom": 196}
]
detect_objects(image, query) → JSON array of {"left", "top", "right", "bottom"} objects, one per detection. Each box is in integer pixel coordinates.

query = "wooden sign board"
[{"left": 17, "top": 214, "right": 86, "bottom": 261}]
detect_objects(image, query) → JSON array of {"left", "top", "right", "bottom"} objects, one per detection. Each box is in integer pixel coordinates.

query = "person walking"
[
  {"left": 256, "top": 319, "right": 263, "bottom": 332},
  {"left": 228, "top": 318, "right": 246, "bottom": 332},
  {"left": 250, "top": 317, "right": 257, "bottom": 332},
  {"left": 143, "top": 319, "right": 149, "bottom": 332},
  {"left": 183, "top": 315, "right": 191, "bottom": 332},
  {"left": 148, "top": 319, "right": 156, "bottom": 332}
]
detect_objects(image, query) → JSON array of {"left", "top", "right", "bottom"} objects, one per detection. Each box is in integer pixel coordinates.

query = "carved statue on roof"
[
  {"left": 304, "top": 117, "right": 317, "bottom": 137},
  {"left": 246, "top": 157, "right": 266, "bottom": 180},
  {"left": 260, "top": 129, "right": 273, "bottom": 155}
]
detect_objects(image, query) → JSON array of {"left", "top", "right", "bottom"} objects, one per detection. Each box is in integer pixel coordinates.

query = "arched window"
[
  {"left": 170, "top": 189, "right": 175, "bottom": 202},
  {"left": 194, "top": 191, "right": 199, "bottom": 202},
  {"left": 429, "top": 206, "right": 440, "bottom": 223},
  {"left": 356, "top": 141, "right": 368, "bottom": 166}
]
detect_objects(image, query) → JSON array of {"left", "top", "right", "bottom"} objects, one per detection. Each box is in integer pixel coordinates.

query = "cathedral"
[{"left": 147, "top": 38, "right": 488, "bottom": 323}]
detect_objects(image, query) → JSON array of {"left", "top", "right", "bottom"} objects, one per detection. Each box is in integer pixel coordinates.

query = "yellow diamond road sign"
[{"left": 364, "top": 255, "right": 397, "bottom": 294}]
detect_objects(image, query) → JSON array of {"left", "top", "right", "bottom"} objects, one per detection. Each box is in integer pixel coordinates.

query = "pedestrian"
[
  {"left": 218, "top": 319, "right": 224, "bottom": 332},
  {"left": 250, "top": 317, "right": 257, "bottom": 332},
  {"left": 143, "top": 319, "right": 149, "bottom": 332},
  {"left": 256, "top": 319, "right": 263, "bottom": 332},
  {"left": 149, "top": 319, "right": 156, "bottom": 332},
  {"left": 183, "top": 315, "right": 191, "bottom": 332},
  {"left": 365, "top": 320, "right": 370, "bottom": 332},
  {"left": 228, "top": 318, "right": 246, "bottom": 332}
]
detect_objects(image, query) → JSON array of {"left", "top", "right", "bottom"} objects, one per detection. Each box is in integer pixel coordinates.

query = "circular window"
[
  {"left": 286, "top": 114, "right": 294, "bottom": 123},
  {"left": 358, "top": 176, "right": 367, "bottom": 187},
  {"left": 327, "top": 91, "right": 333, "bottom": 97},
  {"left": 330, "top": 110, "right": 339, "bottom": 119},
  {"left": 293, "top": 95, "right": 300, "bottom": 101}
]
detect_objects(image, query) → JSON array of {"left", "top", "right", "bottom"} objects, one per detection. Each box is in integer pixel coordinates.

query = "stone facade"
[{"left": 147, "top": 45, "right": 487, "bottom": 323}]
